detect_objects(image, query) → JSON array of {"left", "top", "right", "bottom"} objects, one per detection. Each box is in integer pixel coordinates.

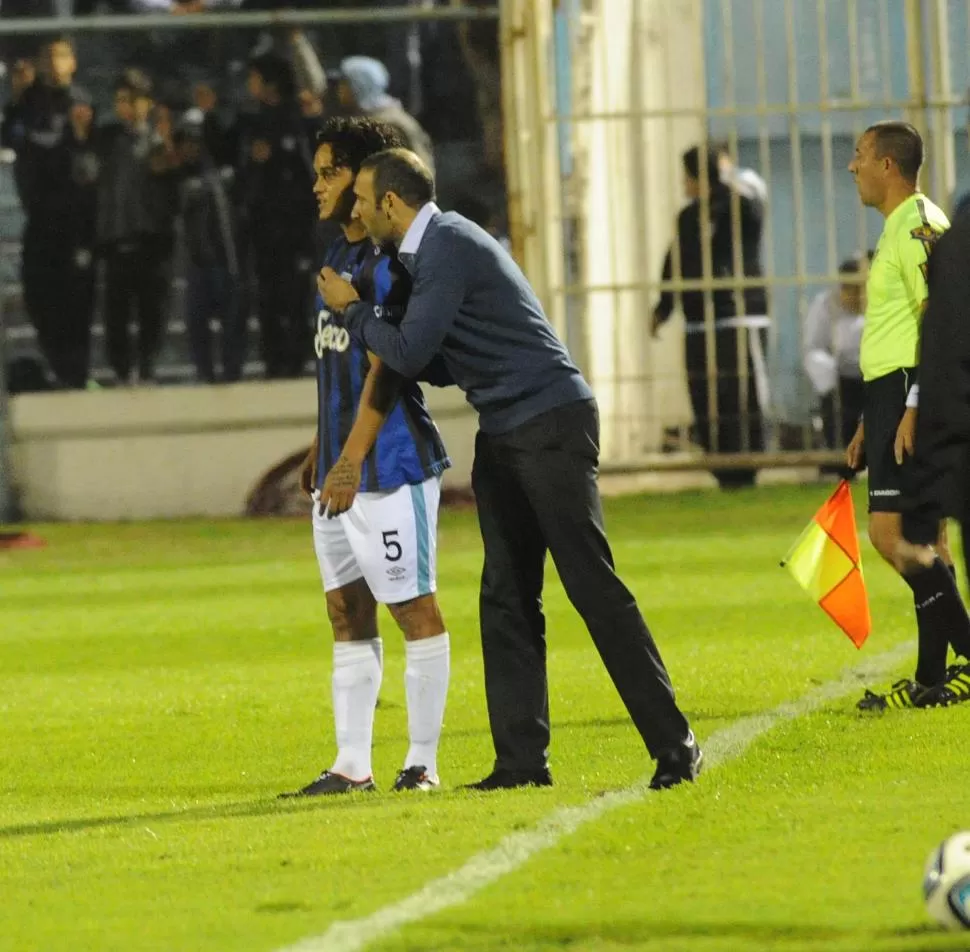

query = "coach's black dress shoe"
[
  {"left": 649, "top": 731, "right": 703, "bottom": 790},
  {"left": 462, "top": 767, "right": 553, "bottom": 791}
]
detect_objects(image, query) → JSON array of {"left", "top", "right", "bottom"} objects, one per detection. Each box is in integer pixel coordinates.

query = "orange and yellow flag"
[{"left": 781, "top": 480, "right": 871, "bottom": 648}]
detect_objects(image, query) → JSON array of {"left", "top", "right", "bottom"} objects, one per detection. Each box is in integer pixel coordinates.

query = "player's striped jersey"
[{"left": 314, "top": 235, "right": 450, "bottom": 493}]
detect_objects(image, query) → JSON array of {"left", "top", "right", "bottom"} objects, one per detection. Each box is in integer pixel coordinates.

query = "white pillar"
[{"left": 577, "top": 0, "right": 706, "bottom": 459}]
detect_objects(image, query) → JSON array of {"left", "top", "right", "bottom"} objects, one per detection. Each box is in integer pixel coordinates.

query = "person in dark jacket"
[
  {"left": 175, "top": 108, "right": 244, "bottom": 383},
  {"left": 897, "top": 209, "right": 970, "bottom": 582},
  {"left": 891, "top": 204, "right": 970, "bottom": 703},
  {"left": 652, "top": 145, "right": 769, "bottom": 489},
  {"left": 96, "top": 68, "right": 179, "bottom": 386},
  {"left": 233, "top": 51, "right": 317, "bottom": 379},
  {"left": 1, "top": 38, "right": 98, "bottom": 390}
]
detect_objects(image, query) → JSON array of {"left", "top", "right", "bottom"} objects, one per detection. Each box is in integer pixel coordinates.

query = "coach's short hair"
[
  {"left": 316, "top": 117, "right": 407, "bottom": 174},
  {"left": 865, "top": 120, "right": 923, "bottom": 183},
  {"left": 359, "top": 148, "right": 436, "bottom": 208}
]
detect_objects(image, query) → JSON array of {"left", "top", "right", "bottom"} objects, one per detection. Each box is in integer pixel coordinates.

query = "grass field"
[{"left": 4, "top": 482, "right": 970, "bottom": 952}]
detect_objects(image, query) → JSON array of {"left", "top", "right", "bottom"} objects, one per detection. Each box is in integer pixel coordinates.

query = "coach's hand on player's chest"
[{"left": 318, "top": 267, "right": 360, "bottom": 313}]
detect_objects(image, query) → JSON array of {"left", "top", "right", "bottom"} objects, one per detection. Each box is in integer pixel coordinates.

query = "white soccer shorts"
[{"left": 312, "top": 475, "right": 441, "bottom": 604}]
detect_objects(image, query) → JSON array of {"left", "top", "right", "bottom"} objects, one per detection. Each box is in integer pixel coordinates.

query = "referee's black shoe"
[
  {"left": 461, "top": 767, "right": 553, "bottom": 791},
  {"left": 649, "top": 731, "right": 703, "bottom": 790}
]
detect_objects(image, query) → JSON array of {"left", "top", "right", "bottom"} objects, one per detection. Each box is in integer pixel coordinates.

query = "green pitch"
[{"left": 3, "top": 484, "right": 970, "bottom": 952}]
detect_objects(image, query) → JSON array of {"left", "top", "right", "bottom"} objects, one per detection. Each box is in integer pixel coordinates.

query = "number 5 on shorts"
[{"left": 382, "top": 530, "right": 403, "bottom": 562}]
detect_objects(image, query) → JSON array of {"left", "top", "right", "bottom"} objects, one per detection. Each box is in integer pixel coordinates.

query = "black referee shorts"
[{"left": 863, "top": 367, "right": 915, "bottom": 513}]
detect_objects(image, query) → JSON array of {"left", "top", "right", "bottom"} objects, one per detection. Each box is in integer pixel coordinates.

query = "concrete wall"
[{"left": 9, "top": 383, "right": 477, "bottom": 521}]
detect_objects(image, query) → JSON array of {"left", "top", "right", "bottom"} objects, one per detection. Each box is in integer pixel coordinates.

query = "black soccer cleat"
[
  {"left": 856, "top": 678, "right": 922, "bottom": 712},
  {"left": 649, "top": 731, "right": 703, "bottom": 790},
  {"left": 392, "top": 765, "right": 440, "bottom": 792},
  {"left": 915, "top": 664, "right": 970, "bottom": 708},
  {"left": 278, "top": 770, "right": 376, "bottom": 799},
  {"left": 461, "top": 767, "right": 553, "bottom": 791}
]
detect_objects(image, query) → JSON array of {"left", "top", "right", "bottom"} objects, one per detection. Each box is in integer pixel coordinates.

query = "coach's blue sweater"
[{"left": 343, "top": 211, "right": 592, "bottom": 435}]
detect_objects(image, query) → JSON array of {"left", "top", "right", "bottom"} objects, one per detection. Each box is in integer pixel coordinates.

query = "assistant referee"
[{"left": 847, "top": 120, "right": 970, "bottom": 710}]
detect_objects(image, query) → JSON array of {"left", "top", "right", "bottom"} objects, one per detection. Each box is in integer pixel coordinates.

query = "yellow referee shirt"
[{"left": 861, "top": 193, "right": 949, "bottom": 381}]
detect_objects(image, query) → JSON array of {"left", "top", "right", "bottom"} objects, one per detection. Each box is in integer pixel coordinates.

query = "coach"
[{"left": 319, "top": 148, "right": 700, "bottom": 792}]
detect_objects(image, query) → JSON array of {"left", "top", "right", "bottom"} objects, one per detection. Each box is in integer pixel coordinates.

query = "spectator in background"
[
  {"left": 336, "top": 56, "right": 435, "bottom": 175},
  {"left": 452, "top": 193, "right": 510, "bottom": 251},
  {"left": 96, "top": 68, "right": 179, "bottom": 386},
  {"left": 803, "top": 253, "right": 870, "bottom": 478},
  {"left": 288, "top": 29, "right": 326, "bottom": 112},
  {"left": 0, "top": 0, "right": 55, "bottom": 68},
  {"left": 175, "top": 108, "right": 244, "bottom": 384},
  {"left": 716, "top": 140, "right": 769, "bottom": 204},
  {"left": 0, "top": 38, "right": 98, "bottom": 390},
  {"left": 953, "top": 191, "right": 970, "bottom": 222},
  {"left": 234, "top": 51, "right": 317, "bottom": 378},
  {"left": 652, "top": 145, "right": 769, "bottom": 490}
]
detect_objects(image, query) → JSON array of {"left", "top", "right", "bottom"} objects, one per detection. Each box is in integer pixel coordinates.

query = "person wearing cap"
[{"left": 336, "top": 56, "right": 434, "bottom": 176}]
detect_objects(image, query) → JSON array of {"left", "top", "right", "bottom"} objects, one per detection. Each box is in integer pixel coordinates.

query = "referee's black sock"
[{"left": 904, "top": 559, "right": 970, "bottom": 685}]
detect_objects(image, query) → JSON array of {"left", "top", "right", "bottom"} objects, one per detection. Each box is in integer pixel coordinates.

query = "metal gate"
[{"left": 501, "top": 0, "right": 970, "bottom": 471}]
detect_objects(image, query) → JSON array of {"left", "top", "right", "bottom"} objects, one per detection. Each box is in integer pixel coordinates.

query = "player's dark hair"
[
  {"left": 865, "top": 120, "right": 923, "bottom": 183},
  {"left": 115, "top": 67, "right": 152, "bottom": 99},
  {"left": 682, "top": 145, "right": 721, "bottom": 188},
  {"left": 360, "top": 148, "right": 436, "bottom": 208},
  {"left": 315, "top": 117, "right": 407, "bottom": 174},
  {"left": 249, "top": 50, "right": 296, "bottom": 101}
]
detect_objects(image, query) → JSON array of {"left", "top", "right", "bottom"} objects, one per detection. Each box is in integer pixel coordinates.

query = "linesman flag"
[{"left": 781, "top": 480, "right": 871, "bottom": 648}]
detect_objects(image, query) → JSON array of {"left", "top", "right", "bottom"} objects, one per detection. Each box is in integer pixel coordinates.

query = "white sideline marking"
[{"left": 277, "top": 642, "right": 914, "bottom": 952}]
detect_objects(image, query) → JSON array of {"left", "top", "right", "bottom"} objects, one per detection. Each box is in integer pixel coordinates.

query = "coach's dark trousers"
[{"left": 472, "top": 399, "right": 690, "bottom": 773}]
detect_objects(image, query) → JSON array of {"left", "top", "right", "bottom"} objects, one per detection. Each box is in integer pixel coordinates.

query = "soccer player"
[
  {"left": 847, "top": 120, "right": 970, "bottom": 710},
  {"left": 281, "top": 118, "right": 452, "bottom": 796}
]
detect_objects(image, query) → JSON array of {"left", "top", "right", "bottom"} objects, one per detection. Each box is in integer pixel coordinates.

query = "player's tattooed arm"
[
  {"left": 320, "top": 356, "right": 400, "bottom": 518},
  {"left": 319, "top": 453, "right": 361, "bottom": 518}
]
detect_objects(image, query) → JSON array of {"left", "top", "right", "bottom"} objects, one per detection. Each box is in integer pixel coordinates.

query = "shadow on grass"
[
  {"left": 0, "top": 790, "right": 396, "bottom": 840},
  {"left": 408, "top": 918, "right": 959, "bottom": 950}
]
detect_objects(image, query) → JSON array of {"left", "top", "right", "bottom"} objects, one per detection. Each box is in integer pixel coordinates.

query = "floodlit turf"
[{"left": 3, "top": 483, "right": 970, "bottom": 951}]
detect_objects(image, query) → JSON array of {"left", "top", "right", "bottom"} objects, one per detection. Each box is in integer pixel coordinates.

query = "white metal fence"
[
  {"left": 2, "top": 0, "right": 970, "bottom": 499},
  {"left": 501, "top": 0, "right": 970, "bottom": 470}
]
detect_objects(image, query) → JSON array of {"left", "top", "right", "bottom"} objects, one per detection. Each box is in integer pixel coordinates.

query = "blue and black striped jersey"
[{"left": 314, "top": 236, "right": 450, "bottom": 493}]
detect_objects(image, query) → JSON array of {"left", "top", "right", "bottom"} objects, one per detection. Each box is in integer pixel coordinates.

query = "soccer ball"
[{"left": 923, "top": 832, "right": 970, "bottom": 930}]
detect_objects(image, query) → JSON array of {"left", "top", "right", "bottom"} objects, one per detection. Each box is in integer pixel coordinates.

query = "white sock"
[
  {"left": 330, "top": 638, "right": 383, "bottom": 781},
  {"left": 403, "top": 632, "right": 450, "bottom": 778}
]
